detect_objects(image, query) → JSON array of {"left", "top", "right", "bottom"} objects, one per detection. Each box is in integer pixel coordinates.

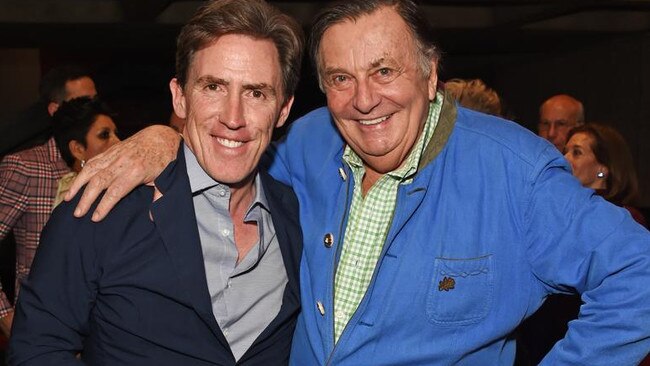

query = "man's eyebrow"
[
  {"left": 243, "top": 82, "right": 277, "bottom": 96},
  {"left": 323, "top": 57, "right": 392, "bottom": 75},
  {"left": 369, "top": 57, "right": 388, "bottom": 69},
  {"left": 323, "top": 66, "right": 348, "bottom": 76},
  {"left": 195, "top": 75, "right": 228, "bottom": 86}
]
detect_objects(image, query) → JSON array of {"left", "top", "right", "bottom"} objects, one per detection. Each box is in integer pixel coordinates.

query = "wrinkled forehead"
[{"left": 319, "top": 8, "right": 416, "bottom": 65}]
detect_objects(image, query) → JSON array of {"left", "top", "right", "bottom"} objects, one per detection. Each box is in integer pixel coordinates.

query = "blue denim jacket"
[{"left": 267, "top": 96, "right": 650, "bottom": 366}]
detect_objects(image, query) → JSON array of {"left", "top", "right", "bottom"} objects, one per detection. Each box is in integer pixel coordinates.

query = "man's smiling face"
[
  {"left": 172, "top": 33, "right": 293, "bottom": 186},
  {"left": 319, "top": 6, "right": 437, "bottom": 175}
]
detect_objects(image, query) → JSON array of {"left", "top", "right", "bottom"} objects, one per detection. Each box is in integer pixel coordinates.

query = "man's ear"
[
  {"left": 68, "top": 139, "right": 86, "bottom": 162},
  {"left": 275, "top": 95, "right": 295, "bottom": 129},
  {"left": 170, "top": 78, "right": 187, "bottom": 119},
  {"left": 427, "top": 59, "right": 438, "bottom": 101},
  {"left": 47, "top": 102, "right": 60, "bottom": 117}
]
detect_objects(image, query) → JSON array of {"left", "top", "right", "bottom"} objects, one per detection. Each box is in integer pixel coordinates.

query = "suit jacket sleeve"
[
  {"left": 8, "top": 200, "right": 98, "bottom": 365},
  {"left": 525, "top": 146, "right": 650, "bottom": 365}
]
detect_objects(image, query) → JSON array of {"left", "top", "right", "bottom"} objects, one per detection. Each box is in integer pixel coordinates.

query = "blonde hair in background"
[{"left": 445, "top": 78, "right": 502, "bottom": 117}]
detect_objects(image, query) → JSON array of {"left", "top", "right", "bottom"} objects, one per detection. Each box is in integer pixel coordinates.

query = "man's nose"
[
  {"left": 222, "top": 94, "right": 246, "bottom": 129},
  {"left": 352, "top": 79, "right": 380, "bottom": 114}
]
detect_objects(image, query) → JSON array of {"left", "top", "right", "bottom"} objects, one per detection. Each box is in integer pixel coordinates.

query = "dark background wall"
[{"left": 442, "top": 33, "right": 650, "bottom": 206}]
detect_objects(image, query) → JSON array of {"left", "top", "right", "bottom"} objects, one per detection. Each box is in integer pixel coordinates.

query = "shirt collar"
[{"left": 183, "top": 143, "right": 269, "bottom": 214}]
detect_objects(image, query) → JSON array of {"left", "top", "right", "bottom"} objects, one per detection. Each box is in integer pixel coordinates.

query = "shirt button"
[
  {"left": 316, "top": 301, "right": 325, "bottom": 316},
  {"left": 335, "top": 309, "right": 346, "bottom": 319},
  {"left": 323, "top": 233, "right": 334, "bottom": 248},
  {"left": 223, "top": 327, "right": 229, "bottom": 335},
  {"left": 222, "top": 229, "right": 230, "bottom": 236},
  {"left": 227, "top": 280, "right": 232, "bottom": 289},
  {"left": 218, "top": 190, "right": 226, "bottom": 197}
]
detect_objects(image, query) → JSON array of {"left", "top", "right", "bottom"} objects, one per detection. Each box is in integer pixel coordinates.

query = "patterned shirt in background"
[
  {"left": 333, "top": 93, "right": 443, "bottom": 341},
  {"left": 0, "top": 137, "right": 69, "bottom": 317}
]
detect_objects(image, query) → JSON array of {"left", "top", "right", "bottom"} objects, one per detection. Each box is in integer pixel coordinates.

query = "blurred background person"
[
  {"left": 538, "top": 94, "right": 584, "bottom": 152},
  {"left": 445, "top": 78, "right": 502, "bottom": 116},
  {"left": 0, "top": 65, "right": 96, "bottom": 339},
  {"left": 52, "top": 97, "right": 120, "bottom": 208},
  {"left": 518, "top": 121, "right": 647, "bottom": 366},
  {"left": 564, "top": 123, "right": 646, "bottom": 227}
]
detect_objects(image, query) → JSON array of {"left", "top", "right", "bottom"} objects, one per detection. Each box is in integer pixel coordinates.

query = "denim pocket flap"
[{"left": 426, "top": 255, "right": 493, "bottom": 325}]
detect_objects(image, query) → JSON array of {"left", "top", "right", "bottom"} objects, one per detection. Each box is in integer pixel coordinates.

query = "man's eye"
[
  {"left": 334, "top": 75, "right": 347, "bottom": 84},
  {"left": 252, "top": 90, "right": 264, "bottom": 98},
  {"left": 206, "top": 84, "right": 218, "bottom": 91},
  {"left": 374, "top": 67, "right": 399, "bottom": 83},
  {"left": 326, "top": 74, "right": 353, "bottom": 90},
  {"left": 378, "top": 68, "right": 391, "bottom": 76}
]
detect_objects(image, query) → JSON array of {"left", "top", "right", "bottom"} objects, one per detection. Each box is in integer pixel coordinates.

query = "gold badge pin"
[{"left": 438, "top": 276, "right": 455, "bottom": 291}]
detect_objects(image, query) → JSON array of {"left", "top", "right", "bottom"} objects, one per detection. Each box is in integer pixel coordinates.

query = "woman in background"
[
  {"left": 564, "top": 122, "right": 646, "bottom": 227},
  {"left": 52, "top": 96, "right": 120, "bottom": 208}
]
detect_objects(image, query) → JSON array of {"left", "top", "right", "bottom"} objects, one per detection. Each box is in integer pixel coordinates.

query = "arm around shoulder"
[{"left": 66, "top": 124, "right": 181, "bottom": 222}]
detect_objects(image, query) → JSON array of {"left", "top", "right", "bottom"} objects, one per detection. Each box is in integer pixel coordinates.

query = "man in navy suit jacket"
[{"left": 8, "top": 0, "right": 303, "bottom": 364}]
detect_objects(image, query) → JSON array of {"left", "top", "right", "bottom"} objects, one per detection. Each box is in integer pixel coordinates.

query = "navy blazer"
[{"left": 9, "top": 146, "right": 302, "bottom": 365}]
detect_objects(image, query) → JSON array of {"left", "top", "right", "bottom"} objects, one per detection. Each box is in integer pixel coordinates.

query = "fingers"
[
  {"left": 65, "top": 146, "right": 115, "bottom": 202},
  {"left": 84, "top": 153, "right": 150, "bottom": 221},
  {"left": 90, "top": 183, "right": 131, "bottom": 222},
  {"left": 67, "top": 124, "right": 181, "bottom": 221},
  {"left": 73, "top": 167, "right": 120, "bottom": 221},
  {"left": 70, "top": 140, "right": 144, "bottom": 219}
]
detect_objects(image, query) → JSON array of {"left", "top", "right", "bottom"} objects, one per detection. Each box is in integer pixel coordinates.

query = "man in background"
[
  {"left": 0, "top": 65, "right": 96, "bottom": 337},
  {"left": 538, "top": 94, "right": 584, "bottom": 152}
]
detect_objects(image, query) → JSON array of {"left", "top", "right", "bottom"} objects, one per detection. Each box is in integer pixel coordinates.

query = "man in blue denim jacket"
[{"left": 66, "top": 0, "right": 650, "bottom": 364}]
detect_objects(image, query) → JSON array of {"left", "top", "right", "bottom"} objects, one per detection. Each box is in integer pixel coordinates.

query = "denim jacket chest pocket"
[{"left": 426, "top": 255, "right": 494, "bottom": 325}]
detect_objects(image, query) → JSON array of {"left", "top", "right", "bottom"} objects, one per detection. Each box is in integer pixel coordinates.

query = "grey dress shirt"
[{"left": 184, "top": 144, "right": 288, "bottom": 361}]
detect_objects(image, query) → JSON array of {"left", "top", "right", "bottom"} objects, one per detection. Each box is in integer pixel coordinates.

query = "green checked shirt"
[{"left": 333, "top": 93, "right": 443, "bottom": 342}]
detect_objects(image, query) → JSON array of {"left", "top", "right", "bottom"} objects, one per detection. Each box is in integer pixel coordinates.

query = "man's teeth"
[
  {"left": 358, "top": 115, "right": 390, "bottom": 125},
  {"left": 216, "top": 137, "right": 244, "bottom": 148}
]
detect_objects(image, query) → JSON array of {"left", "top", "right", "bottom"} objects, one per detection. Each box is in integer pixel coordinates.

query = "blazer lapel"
[
  {"left": 150, "top": 146, "right": 231, "bottom": 350},
  {"left": 261, "top": 172, "right": 302, "bottom": 299},
  {"left": 242, "top": 172, "right": 301, "bottom": 353}
]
